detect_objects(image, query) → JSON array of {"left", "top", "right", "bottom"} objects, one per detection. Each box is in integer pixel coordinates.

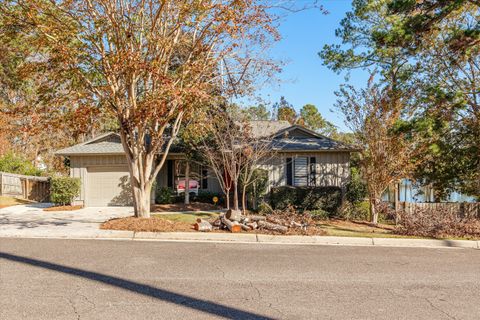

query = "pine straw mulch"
[
  {"left": 43, "top": 205, "right": 84, "bottom": 212},
  {"left": 151, "top": 202, "right": 219, "bottom": 212},
  {"left": 101, "top": 216, "right": 195, "bottom": 232}
]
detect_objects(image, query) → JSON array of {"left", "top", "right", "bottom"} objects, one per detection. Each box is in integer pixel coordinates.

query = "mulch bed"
[
  {"left": 44, "top": 205, "right": 84, "bottom": 212},
  {"left": 101, "top": 216, "right": 194, "bottom": 232},
  {"left": 101, "top": 215, "right": 326, "bottom": 235},
  {"left": 151, "top": 202, "right": 218, "bottom": 212}
]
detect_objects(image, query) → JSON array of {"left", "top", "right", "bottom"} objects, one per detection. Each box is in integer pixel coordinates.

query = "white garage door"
[{"left": 87, "top": 166, "right": 132, "bottom": 206}]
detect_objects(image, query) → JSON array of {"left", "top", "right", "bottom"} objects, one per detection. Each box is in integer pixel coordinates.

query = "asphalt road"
[{"left": 1, "top": 239, "right": 479, "bottom": 320}]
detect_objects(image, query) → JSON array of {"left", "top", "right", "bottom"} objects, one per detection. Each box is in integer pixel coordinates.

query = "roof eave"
[{"left": 55, "top": 151, "right": 126, "bottom": 156}]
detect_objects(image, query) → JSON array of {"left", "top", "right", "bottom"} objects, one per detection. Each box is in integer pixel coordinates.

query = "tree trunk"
[
  {"left": 394, "top": 182, "right": 400, "bottom": 225},
  {"left": 233, "top": 182, "right": 239, "bottom": 210},
  {"left": 221, "top": 216, "right": 241, "bottom": 233},
  {"left": 194, "top": 218, "right": 212, "bottom": 232},
  {"left": 225, "top": 209, "right": 243, "bottom": 222},
  {"left": 242, "top": 185, "right": 247, "bottom": 214},
  {"left": 131, "top": 181, "right": 152, "bottom": 218},
  {"left": 257, "top": 220, "right": 288, "bottom": 234},
  {"left": 225, "top": 191, "right": 230, "bottom": 210},
  {"left": 252, "top": 183, "right": 257, "bottom": 210},
  {"left": 370, "top": 197, "right": 378, "bottom": 225},
  {"left": 184, "top": 161, "right": 190, "bottom": 205}
]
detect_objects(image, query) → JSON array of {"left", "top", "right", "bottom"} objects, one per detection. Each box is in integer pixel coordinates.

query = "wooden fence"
[
  {"left": 399, "top": 201, "right": 480, "bottom": 219},
  {"left": 0, "top": 172, "right": 50, "bottom": 202}
]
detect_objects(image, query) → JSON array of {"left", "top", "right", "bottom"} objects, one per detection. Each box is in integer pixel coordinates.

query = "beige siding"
[
  {"left": 260, "top": 152, "right": 351, "bottom": 190},
  {"left": 70, "top": 155, "right": 128, "bottom": 206},
  {"left": 314, "top": 152, "right": 350, "bottom": 188}
]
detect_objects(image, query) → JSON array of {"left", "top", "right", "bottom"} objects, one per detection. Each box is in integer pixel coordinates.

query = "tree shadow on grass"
[{"left": 0, "top": 252, "right": 273, "bottom": 320}]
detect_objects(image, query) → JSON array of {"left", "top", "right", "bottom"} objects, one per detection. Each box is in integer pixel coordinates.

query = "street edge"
[{"left": 1, "top": 232, "right": 479, "bottom": 249}]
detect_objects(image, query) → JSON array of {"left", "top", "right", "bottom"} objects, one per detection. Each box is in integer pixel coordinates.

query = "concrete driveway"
[{"left": 0, "top": 204, "right": 133, "bottom": 238}]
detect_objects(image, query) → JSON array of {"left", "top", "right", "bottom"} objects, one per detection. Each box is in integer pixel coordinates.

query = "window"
[
  {"left": 286, "top": 156, "right": 317, "bottom": 187},
  {"left": 167, "top": 160, "right": 173, "bottom": 188},
  {"left": 286, "top": 158, "right": 293, "bottom": 186},
  {"left": 174, "top": 160, "right": 205, "bottom": 188},
  {"left": 294, "top": 157, "right": 308, "bottom": 186},
  {"left": 309, "top": 157, "right": 317, "bottom": 186}
]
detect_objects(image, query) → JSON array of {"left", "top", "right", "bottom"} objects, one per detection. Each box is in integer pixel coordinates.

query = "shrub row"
[{"left": 269, "top": 186, "right": 343, "bottom": 215}]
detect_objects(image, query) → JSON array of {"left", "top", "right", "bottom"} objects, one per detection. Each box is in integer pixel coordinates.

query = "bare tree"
[
  {"left": 197, "top": 107, "right": 243, "bottom": 210},
  {"left": 198, "top": 107, "right": 275, "bottom": 212},
  {"left": 238, "top": 124, "right": 275, "bottom": 214},
  {"left": 337, "top": 76, "right": 425, "bottom": 224}
]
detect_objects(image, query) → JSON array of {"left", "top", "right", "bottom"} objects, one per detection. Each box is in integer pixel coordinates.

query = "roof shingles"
[{"left": 56, "top": 122, "right": 358, "bottom": 156}]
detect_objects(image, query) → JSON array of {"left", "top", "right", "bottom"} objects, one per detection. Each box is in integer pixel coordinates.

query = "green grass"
[
  {"left": 0, "top": 196, "right": 31, "bottom": 208},
  {"left": 154, "top": 212, "right": 219, "bottom": 224},
  {"left": 322, "top": 226, "right": 414, "bottom": 238},
  {"left": 318, "top": 220, "right": 419, "bottom": 239}
]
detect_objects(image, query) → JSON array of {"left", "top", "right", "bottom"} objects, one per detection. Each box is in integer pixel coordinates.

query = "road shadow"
[
  {"left": 23, "top": 203, "right": 54, "bottom": 209},
  {"left": 0, "top": 252, "right": 274, "bottom": 320}
]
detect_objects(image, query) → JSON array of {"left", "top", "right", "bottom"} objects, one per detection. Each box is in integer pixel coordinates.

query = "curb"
[
  {"left": 133, "top": 231, "right": 257, "bottom": 243},
  {"left": 2, "top": 231, "right": 478, "bottom": 249}
]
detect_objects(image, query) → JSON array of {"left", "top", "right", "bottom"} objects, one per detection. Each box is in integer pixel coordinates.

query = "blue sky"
[{"left": 255, "top": 0, "right": 369, "bottom": 131}]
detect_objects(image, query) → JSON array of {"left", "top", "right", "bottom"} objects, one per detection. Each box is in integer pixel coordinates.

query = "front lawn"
[
  {"left": 0, "top": 196, "right": 31, "bottom": 209},
  {"left": 319, "top": 219, "right": 413, "bottom": 238}
]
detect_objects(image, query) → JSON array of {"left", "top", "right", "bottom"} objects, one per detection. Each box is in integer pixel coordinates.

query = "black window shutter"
[
  {"left": 310, "top": 157, "right": 316, "bottom": 186},
  {"left": 286, "top": 157, "right": 293, "bottom": 186},
  {"left": 202, "top": 168, "right": 208, "bottom": 189},
  {"left": 167, "top": 160, "right": 173, "bottom": 188}
]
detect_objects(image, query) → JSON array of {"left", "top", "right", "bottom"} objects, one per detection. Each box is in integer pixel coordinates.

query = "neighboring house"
[{"left": 55, "top": 121, "right": 358, "bottom": 207}]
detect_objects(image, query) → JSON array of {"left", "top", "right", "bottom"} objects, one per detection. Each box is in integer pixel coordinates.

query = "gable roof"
[
  {"left": 55, "top": 123, "right": 359, "bottom": 156},
  {"left": 55, "top": 133, "right": 125, "bottom": 156},
  {"left": 271, "top": 137, "right": 356, "bottom": 152},
  {"left": 273, "top": 125, "right": 325, "bottom": 139},
  {"left": 248, "top": 120, "right": 291, "bottom": 138},
  {"left": 271, "top": 125, "right": 359, "bottom": 152}
]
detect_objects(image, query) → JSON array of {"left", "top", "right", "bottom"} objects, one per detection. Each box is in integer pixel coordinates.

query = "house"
[{"left": 55, "top": 121, "right": 357, "bottom": 207}]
